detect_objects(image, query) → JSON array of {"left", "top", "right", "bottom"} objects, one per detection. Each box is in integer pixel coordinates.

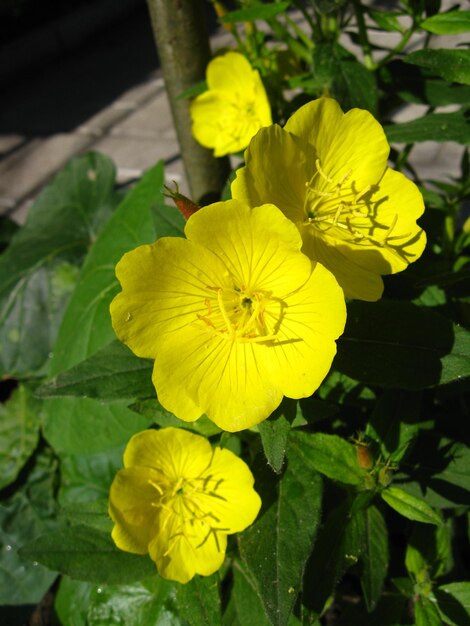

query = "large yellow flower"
[
  {"left": 190, "top": 51, "right": 272, "bottom": 156},
  {"left": 110, "top": 199, "right": 346, "bottom": 432},
  {"left": 231, "top": 97, "right": 426, "bottom": 301},
  {"left": 109, "top": 427, "right": 261, "bottom": 583}
]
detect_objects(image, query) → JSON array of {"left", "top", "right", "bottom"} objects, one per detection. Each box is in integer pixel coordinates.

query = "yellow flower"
[
  {"left": 110, "top": 199, "right": 346, "bottom": 432},
  {"left": 190, "top": 51, "right": 272, "bottom": 156},
  {"left": 232, "top": 97, "right": 426, "bottom": 301},
  {"left": 109, "top": 427, "right": 261, "bottom": 584}
]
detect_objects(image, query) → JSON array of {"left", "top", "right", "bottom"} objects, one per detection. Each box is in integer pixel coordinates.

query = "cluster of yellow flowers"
[{"left": 108, "top": 52, "right": 426, "bottom": 584}]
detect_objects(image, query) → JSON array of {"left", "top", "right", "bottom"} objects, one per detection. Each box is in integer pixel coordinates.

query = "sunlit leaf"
[
  {"left": 420, "top": 11, "right": 470, "bottom": 35},
  {"left": 381, "top": 486, "right": 442, "bottom": 525},
  {"left": 404, "top": 49, "right": 470, "bottom": 85}
]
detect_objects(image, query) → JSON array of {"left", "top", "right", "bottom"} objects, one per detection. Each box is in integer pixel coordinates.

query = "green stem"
[
  {"left": 352, "top": 0, "right": 375, "bottom": 70},
  {"left": 146, "top": 0, "right": 230, "bottom": 204},
  {"left": 395, "top": 143, "right": 414, "bottom": 172},
  {"left": 376, "top": 26, "right": 416, "bottom": 69},
  {"left": 291, "top": 0, "right": 316, "bottom": 34},
  {"left": 284, "top": 14, "right": 314, "bottom": 51}
]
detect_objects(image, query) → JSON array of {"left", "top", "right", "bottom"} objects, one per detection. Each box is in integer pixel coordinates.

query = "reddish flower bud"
[{"left": 164, "top": 183, "right": 200, "bottom": 220}]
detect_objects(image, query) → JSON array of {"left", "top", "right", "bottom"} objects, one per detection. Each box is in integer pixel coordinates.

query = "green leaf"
[
  {"left": 381, "top": 486, "right": 442, "bottom": 525},
  {"left": 258, "top": 399, "right": 295, "bottom": 473},
  {"left": 332, "top": 592, "right": 407, "bottom": 626},
  {"left": 415, "top": 596, "right": 444, "bottom": 626},
  {"left": 366, "top": 390, "right": 423, "bottom": 463},
  {"left": 435, "top": 582, "right": 470, "bottom": 626},
  {"left": 420, "top": 11, "right": 470, "bottom": 35},
  {"left": 0, "top": 215, "right": 19, "bottom": 252},
  {"left": 55, "top": 577, "right": 93, "bottom": 626},
  {"left": 87, "top": 577, "right": 182, "bottom": 626},
  {"left": 220, "top": 2, "right": 291, "bottom": 22},
  {"left": 312, "top": 43, "right": 377, "bottom": 113},
  {"left": 360, "top": 506, "right": 389, "bottom": 612},
  {"left": 61, "top": 499, "right": 113, "bottom": 533},
  {"left": 295, "top": 396, "right": 339, "bottom": 425},
  {"left": 404, "top": 49, "right": 470, "bottom": 85},
  {"left": 0, "top": 384, "right": 40, "bottom": 490},
  {"left": 226, "top": 561, "right": 272, "bottom": 626},
  {"left": 406, "top": 523, "right": 452, "bottom": 581},
  {"left": 130, "top": 398, "right": 221, "bottom": 437},
  {"left": 41, "top": 396, "right": 148, "bottom": 455},
  {"left": 20, "top": 524, "right": 156, "bottom": 584},
  {"left": 38, "top": 340, "right": 154, "bottom": 401},
  {"left": 0, "top": 450, "right": 59, "bottom": 605},
  {"left": 384, "top": 60, "right": 470, "bottom": 107},
  {"left": 303, "top": 495, "right": 367, "bottom": 616},
  {"left": 0, "top": 153, "right": 116, "bottom": 377},
  {"left": 317, "top": 369, "right": 376, "bottom": 405},
  {"left": 368, "top": 9, "right": 404, "bottom": 32},
  {"left": 385, "top": 108, "right": 470, "bottom": 144},
  {"left": 405, "top": 540, "right": 427, "bottom": 579},
  {"left": 58, "top": 447, "right": 124, "bottom": 505},
  {"left": 177, "top": 80, "right": 207, "bottom": 100},
  {"left": 50, "top": 161, "right": 184, "bottom": 375},
  {"left": 289, "top": 430, "right": 368, "bottom": 486},
  {"left": 420, "top": 80, "right": 470, "bottom": 107},
  {"left": 397, "top": 437, "right": 470, "bottom": 508},
  {"left": 176, "top": 574, "right": 222, "bottom": 626},
  {"left": 335, "top": 300, "right": 470, "bottom": 389},
  {"left": 239, "top": 437, "right": 323, "bottom": 626}
]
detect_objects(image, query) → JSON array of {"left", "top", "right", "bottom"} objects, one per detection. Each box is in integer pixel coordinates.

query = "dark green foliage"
[{"left": 2, "top": 1, "right": 470, "bottom": 623}]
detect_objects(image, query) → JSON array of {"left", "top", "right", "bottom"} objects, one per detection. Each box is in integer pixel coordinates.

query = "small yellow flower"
[
  {"left": 232, "top": 97, "right": 426, "bottom": 301},
  {"left": 110, "top": 199, "right": 346, "bottom": 432},
  {"left": 190, "top": 51, "right": 272, "bottom": 156},
  {"left": 109, "top": 427, "right": 261, "bottom": 584}
]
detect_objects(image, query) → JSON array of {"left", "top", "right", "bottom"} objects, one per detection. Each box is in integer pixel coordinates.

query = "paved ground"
[{"left": 0, "top": 2, "right": 465, "bottom": 224}]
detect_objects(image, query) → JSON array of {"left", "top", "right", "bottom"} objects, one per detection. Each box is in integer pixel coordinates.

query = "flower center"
[
  {"left": 149, "top": 472, "right": 229, "bottom": 554},
  {"left": 303, "top": 158, "right": 402, "bottom": 248},
  {"left": 197, "top": 284, "right": 283, "bottom": 343}
]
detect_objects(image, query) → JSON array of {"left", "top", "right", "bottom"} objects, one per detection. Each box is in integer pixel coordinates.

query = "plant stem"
[
  {"left": 352, "top": 0, "right": 375, "bottom": 69},
  {"left": 376, "top": 26, "right": 415, "bottom": 69},
  {"left": 146, "top": 0, "right": 230, "bottom": 204}
]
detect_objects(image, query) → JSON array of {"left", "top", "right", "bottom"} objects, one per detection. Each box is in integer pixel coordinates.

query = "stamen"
[
  {"left": 148, "top": 479, "right": 164, "bottom": 496},
  {"left": 315, "top": 159, "right": 334, "bottom": 184},
  {"left": 217, "top": 289, "right": 235, "bottom": 337},
  {"left": 355, "top": 185, "right": 372, "bottom": 203}
]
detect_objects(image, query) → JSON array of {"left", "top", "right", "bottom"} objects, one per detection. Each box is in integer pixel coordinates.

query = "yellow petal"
[
  {"left": 152, "top": 325, "right": 282, "bottom": 431},
  {"left": 111, "top": 238, "right": 228, "bottom": 359},
  {"left": 185, "top": 200, "right": 308, "bottom": 288},
  {"left": 258, "top": 262, "right": 346, "bottom": 397},
  {"left": 362, "top": 167, "right": 426, "bottom": 274},
  {"left": 302, "top": 228, "right": 384, "bottom": 301},
  {"left": 123, "top": 428, "right": 213, "bottom": 478},
  {"left": 190, "top": 52, "right": 272, "bottom": 156},
  {"left": 207, "top": 51, "right": 258, "bottom": 93},
  {"left": 149, "top": 512, "right": 227, "bottom": 583},
  {"left": 285, "top": 97, "right": 390, "bottom": 190},
  {"left": 196, "top": 447, "right": 262, "bottom": 533},
  {"left": 232, "top": 125, "right": 308, "bottom": 224},
  {"left": 108, "top": 466, "right": 161, "bottom": 554}
]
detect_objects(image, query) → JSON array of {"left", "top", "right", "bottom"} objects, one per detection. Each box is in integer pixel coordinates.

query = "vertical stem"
[
  {"left": 146, "top": 0, "right": 230, "bottom": 204},
  {"left": 352, "top": 0, "right": 375, "bottom": 70}
]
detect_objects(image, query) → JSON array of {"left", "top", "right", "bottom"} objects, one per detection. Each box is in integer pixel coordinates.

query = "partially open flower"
[
  {"left": 110, "top": 199, "right": 346, "bottom": 432},
  {"left": 190, "top": 51, "right": 272, "bottom": 156},
  {"left": 109, "top": 427, "right": 261, "bottom": 583},
  {"left": 232, "top": 97, "right": 426, "bottom": 301}
]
